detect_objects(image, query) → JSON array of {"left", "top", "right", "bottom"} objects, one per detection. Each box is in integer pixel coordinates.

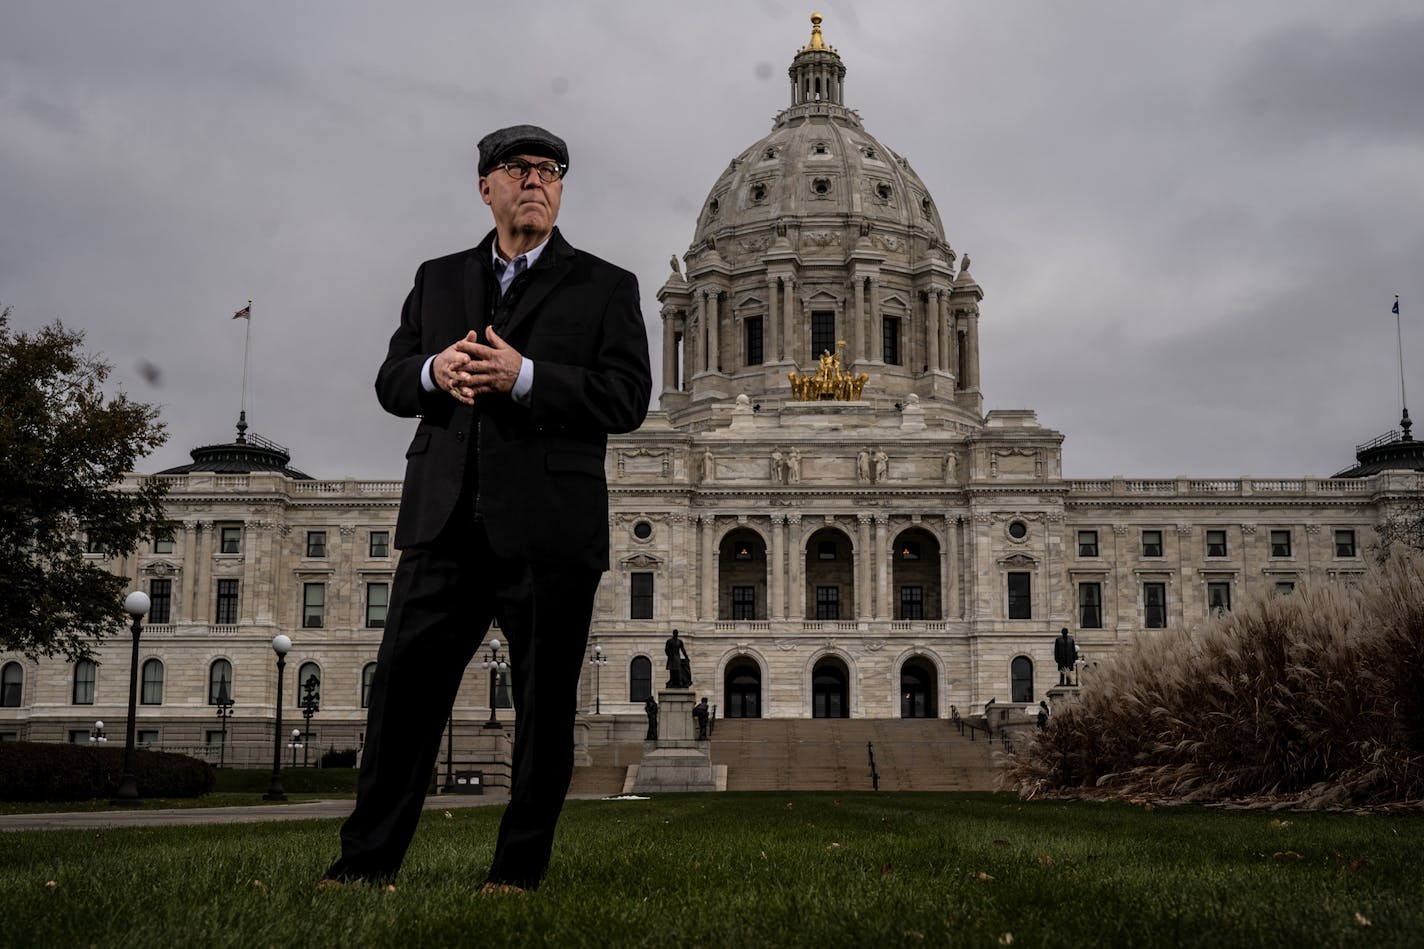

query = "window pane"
[
  {"left": 1142, "top": 530, "right": 1163, "bottom": 557},
  {"left": 630, "top": 572, "right": 654, "bottom": 619},
  {"left": 882, "top": 317, "right": 900, "bottom": 365},
  {"left": 366, "top": 582, "right": 388, "bottom": 628},
  {"left": 303, "top": 583, "right": 325, "bottom": 628},
  {"left": 361, "top": 663, "right": 377, "bottom": 709},
  {"left": 1007, "top": 572, "right": 1031, "bottom": 619},
  {"left": 745, "top": 316, "right": 763, "bottom": 366},
  {"left": 732, "top": 586, "right": 756, "bottom": 621},
  {"left": 220, "top": 527, "right": 241, "bottom": 554},
  {"left": 811, "top": 311, "right": 835, "bottom": 357},
  {"left": 208, "top": 659, "right": 232, "bottom": 704},
  {"left": 1208, "top": 582, "right": 1231, "bottom": 614},
  {"left": 215, "top": 579, "right": 239, "bottom": 625},
  {"left": 141, "top": 659, "right": 164, "bottom": 705},
  {"left": 0, "top": 663, "right": 22, "bottom": 707},
  {"left": 153, "top": 528, "right": 175, "bottom": 554},
  {"left": 1077, "top": 531, "right": 1098, "bottom": 557},
  {"left": 73, "top": 660, "right": 96, "bottom": 705},
  {"left": 1206, "top": 530, "right": 1227, "bottom": 557},
  {"left": 1078, "top": 583, "right": 1102, "bottom": 628},
  {"left": 630, "top": 656, "right": 652, "bottom": 702},
  {"left": 815, "top": 586, "right": 839, "bottom": 620},
  {"left": 900, "top": 585, "right": 923, "bottom": 621},
  {"left": 149, "top": 578, "right": 172, "bottom": 625},
  {"left": 1335, "top": 530, "right": 1356, "bottom": 557},
  {"left": 1270, "top": 530, "right": 1291, "bottom": 558},
  {"left": 369, "top": 531, "right": 390, "bottom": 557},
  {"left": 306, "top": 531, "right": 327, "bottom": 557},
  {"left": 1144, "top": 582, "right": 1167, "bottom": 628}
]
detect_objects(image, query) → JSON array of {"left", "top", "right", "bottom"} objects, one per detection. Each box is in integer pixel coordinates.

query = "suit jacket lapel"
[
  {"left": 498, "top": 229, "right": 574, "bottom": 341},
  {"left": 463, "top": 244, "right": 492, "bottom": 338}
]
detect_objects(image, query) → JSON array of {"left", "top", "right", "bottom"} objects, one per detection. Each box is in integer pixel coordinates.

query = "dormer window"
[
  {"left": 812, "top": 178, "right": 832, "bottom": 196},
  {"left": 750, "top": 183, "right": 767, "bottom": 203},
  {"left": 862, "top": 146, "right": 877, "bottom": 160},
  {"left": 812, "top": 143, "right": 829, "bottom": 155},
  {"left": 876, "top": 183, "right": 892, "bottom": 201},
  {"left": 707, "top": 198, "right": 719, "bottom": 218}
]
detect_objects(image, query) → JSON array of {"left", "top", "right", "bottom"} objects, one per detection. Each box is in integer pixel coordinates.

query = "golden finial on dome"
[{"left": 801, "top": 12, "right": 830, "bottom": 52}]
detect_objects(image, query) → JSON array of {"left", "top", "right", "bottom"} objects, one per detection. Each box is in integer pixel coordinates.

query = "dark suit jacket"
[{"left": 375, "top": 227, "right": 651, "bottom": 571}]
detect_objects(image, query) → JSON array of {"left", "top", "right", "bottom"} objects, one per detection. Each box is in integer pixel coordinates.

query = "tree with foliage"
[
  {"left": 1374, "top": 496, "right": 1424, "bottom": 561},
  {"left": 0, "top": 308, "right": 169, "bottom": 660}
]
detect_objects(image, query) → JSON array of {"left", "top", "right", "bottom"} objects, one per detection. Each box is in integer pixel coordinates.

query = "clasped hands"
[{"left": 433, "top": 328, "right": 522, "bottom": 405}]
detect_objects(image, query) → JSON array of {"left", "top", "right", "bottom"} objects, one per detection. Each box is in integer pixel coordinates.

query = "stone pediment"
[
  {"left": 141, "top": 559, "right": 181, "bottom": 577},
  {"left": 621, "top": 553, "right": 663, "bottom": 569}
]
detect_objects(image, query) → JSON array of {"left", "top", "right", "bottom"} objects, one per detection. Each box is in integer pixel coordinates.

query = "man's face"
[{"left": 479, "top": 153, "right": 563, "bottom": 242}]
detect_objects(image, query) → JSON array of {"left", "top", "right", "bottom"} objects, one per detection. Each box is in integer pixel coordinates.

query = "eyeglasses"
[{"left": 494, "top": 158, "right": 566, "bottom": 183}]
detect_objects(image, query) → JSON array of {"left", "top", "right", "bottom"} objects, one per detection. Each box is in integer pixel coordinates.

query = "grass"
[
  {"left": 0, "top": 793, "right": 352, "bottom": 814},
  {"left": 1, "top": 792, "right": 1420, "bottom": 948}
]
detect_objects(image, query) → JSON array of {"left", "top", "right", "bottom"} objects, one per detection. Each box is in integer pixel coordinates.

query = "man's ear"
[{"left": 478, "top": 176, "right": 492, "bottom": 206}]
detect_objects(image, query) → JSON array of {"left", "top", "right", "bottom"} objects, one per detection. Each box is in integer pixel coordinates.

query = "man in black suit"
[{"left": 322, "top": 124, "right": 651, "bottom": 891}]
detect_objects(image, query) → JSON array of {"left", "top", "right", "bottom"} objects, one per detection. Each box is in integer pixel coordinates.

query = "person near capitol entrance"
[{"left": 321, "top": 124, "right": 652, "bottom": 892}]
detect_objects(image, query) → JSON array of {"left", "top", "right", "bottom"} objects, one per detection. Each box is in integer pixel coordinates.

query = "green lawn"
[{"left": 1, "top": 792, "right": 1418, "bottom": 948}]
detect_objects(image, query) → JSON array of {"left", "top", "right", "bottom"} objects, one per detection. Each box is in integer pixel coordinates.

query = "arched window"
[
  {"left": 297, "top": 662, "right": 321, "bottom": 710},
  {"left": 73, "top": 660, "right": 97, "bottom": 705},
  {"left": 1010, "top": 656, "right": 1034, "bottom": 704},
  {"left": 812, "top": 658, "right": 849, "bottom": 718},
  {"left": 725, "top": 661, "right": 762, "bottom": 719},
  {"left": 1, "top": 662, "right": 24, "bottom": 707},
  {"left": 361, "top": 663, "right": 377, "bottom": 709},
  {"left": 629, "top": 656, "right": 652, "bottom": 702},
  {"left": 140, "top": 659, "right": 165, "bottom": 705},
  {"left": 208, "top": 659, "right": 233, "bottom": 705}
]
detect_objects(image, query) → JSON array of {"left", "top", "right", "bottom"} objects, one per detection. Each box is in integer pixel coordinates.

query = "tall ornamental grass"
[{"left": 1008, "top": 550, "right": 1424, "bottom": 809}]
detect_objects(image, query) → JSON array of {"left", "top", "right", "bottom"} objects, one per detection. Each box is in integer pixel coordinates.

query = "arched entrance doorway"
[
  {"left": 724, "top": 660, "right": 762, "bottom": 718},
  {"left": 812, "top": 657, "right": 849, "bottom": 718},
  {"left": 1011, "top": 656, "right": 1034, "bottom": 703},
  {"left": 892, "top": 528, "right": 942, "bottom": 620},
  {"left": 719, "top": 529, "right": 767, "bottom": 620},
  {"left": 899, "top": 657, "right": 937, "bottom": 718},
  {"left": 804, "top": 527, "right": 855, "bottom": 620}
]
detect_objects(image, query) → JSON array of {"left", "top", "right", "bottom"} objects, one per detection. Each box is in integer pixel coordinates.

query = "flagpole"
[
  {"left": 1396, "top": 294, "right": 1412, "bottom": 441},
  {"left": 241, "top": 300, "right": 252, "bottom": 430}
]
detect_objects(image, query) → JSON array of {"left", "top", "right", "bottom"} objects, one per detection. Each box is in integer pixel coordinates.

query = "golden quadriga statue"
[{"left": 788, "top": 342, "right": 869, "bottom": 401}]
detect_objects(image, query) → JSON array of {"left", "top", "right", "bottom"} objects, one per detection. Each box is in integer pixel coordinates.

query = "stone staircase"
[{"left": 567, "top": 719, "right": 1001, "bottom": 795}]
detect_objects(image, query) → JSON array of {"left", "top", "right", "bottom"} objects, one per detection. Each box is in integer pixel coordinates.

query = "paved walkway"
[{"left": 0, "top": 792, "right": 511, "bottom": 832}]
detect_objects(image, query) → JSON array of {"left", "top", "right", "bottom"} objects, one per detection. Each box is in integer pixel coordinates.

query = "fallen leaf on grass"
[
  {"left": 44, "top": 881, "right": 57, "bottom": 889},
  {"left": 1270, "top": 819, "right": 1292, "bottom": 829},
  {"left": 826, "top": 842, "right": 842, "bottom": 851},
  {"left": 1037, "top": 854, "right": 1053, "bottom": 866},
  {"left": 998, "top": 933, "right": 1014, "bottom": 945},
  {"left": 1273, "top": 851, "right": 1304, "bottom": 863},
  {"left": 384, "top": 884, "right": 398, "bottom": 893},
  {"left": 976, "top": 871, "right": 994, "bottom": 882},
  {"left": 251, "top": 879, "right": 267, "bottom": 891},
  {"left": 443, "top": 811, "right": 453, "bottom": 820},
  {"left": 759, "top": 851, "right": 768, "bottom": 861},
  {"left": 1354, "top": 912, "right": 1371, "bottom": 928}
]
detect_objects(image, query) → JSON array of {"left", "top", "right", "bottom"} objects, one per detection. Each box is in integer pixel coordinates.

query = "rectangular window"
[
  {"left": 369, "top": 530, "right": 390, "bottom": 558},
  {"left": 900, "top": 585, "right": 924, "bottom": 621},
  {"left": 153, "top": 528, "right": 175, "bottom": 554},
  {"left": 811, "top": 311, "right": 836, "bottom": 358},
  {"left": 1144, "top": 582, "right": 1167, "bottom": 629},
  {"left": 1205, "top": 530, "right": 1227, "bottom": 558},
  {"left": 137, "top": 730, "right": 159, "bottom": 747},
  {"left": 219, "top": 526, "right": 242, "bottom": 554},
  {"left": 818, "top": 541, "right": 837, "bottom": 561},
  {"left": 215, "top": 579, "right": 239, "bottom": 625},
  {"left": 1334, "top": 529, "right": 1356, "bottom": 558},
  {"left": 85, "top": 531, "right": 106, "bottom": 554},
  {"left": 745, "top": 316, "right": 764, "bottom": 366},
  {"left": 73, "top": 662, "right": 95, "bottom": 705},
  {"left": 1270, "top": 529, "right": 1292, "bottom": 558},
  {"left": 1077, "top": 530, "right": 1099, "bottom": 558},
  {"left": 1078, "top": 582, "right": 1103, "bottom": 628},
  {"left": 205, "top": 729, "right": 227, "bottom": 751},
  {"left": 303, "top": 583, "right": 326, "bottom": 628},
  {"left": 732, "top": 586, "right": 756, "bottom": 621},
  {"left": 630, "top": 572, "right": 654, "bottom": 619},
  {"left": 1274, "top": 581, "right": 1296, "bottom": 596},
  {"left": 148, "top": 578, "right": 172, "bottom": 625},
  {"left": 1207, "top": 581, "right": 1232, "bottom": 615},
  {"left": 306, "top": 531, "right": 327, "bottom": 558},
  {"left": 1007, "top": 572, "right": 1032, "bottom": 619},
  {"left": 815, "top": 586, "right": 840, "bottom": 620},
  {"left": 1141, "top": 530, "right": 1163, "bottom": 558},
  {"left": 69, "top": 730, "right": 91, "bottom": 744},
  {"left": 882, "top": 316, "right": 900, "bottom": 365},
  {"left": 366, "top": 582, "right": 388, "bottom": 628}
]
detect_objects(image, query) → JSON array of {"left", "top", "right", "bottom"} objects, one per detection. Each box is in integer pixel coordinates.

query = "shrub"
[
  {"left": 319, "top": 747, "right": 358, "bottom": 769},
  {"left": 210, "top": 768, "right": 359, "bottom": 794},
  {"left": 1007, "top": 549, "right": 1424, "bottom": 808},
  {"left": 0, "top": 742, "right": 214, "bottom": 802}
]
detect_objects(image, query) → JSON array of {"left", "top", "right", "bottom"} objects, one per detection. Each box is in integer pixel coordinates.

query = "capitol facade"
[{"left": 3, "top": 16, "right": 1421, "bottom": 767}]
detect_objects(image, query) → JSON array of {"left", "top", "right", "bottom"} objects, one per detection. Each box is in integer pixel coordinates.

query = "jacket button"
[{"left": 455, "top": 431, "right": 466, "bottom": 442}]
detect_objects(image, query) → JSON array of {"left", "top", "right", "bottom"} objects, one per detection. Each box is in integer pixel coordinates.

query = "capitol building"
[{"left": 3, "top": 16, "right": 1421, "bottom": 773}]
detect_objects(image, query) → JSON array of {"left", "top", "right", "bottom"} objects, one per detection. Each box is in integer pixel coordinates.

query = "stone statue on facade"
[
  {"left": 701, "top": 449, "right": 715, "bottom": 483},
  {"left": 856, "top": 449, "right": 870, "bottom": 484},
  {"left": 787, "top": 449, "right": 802, "bottom": 484},
  {"left": 872, "top": 450, "right": 888, "bottom": 483},
  {"left": 665, "top": 629, "right": 692, "bottom": 688},
  {"left": 771, "top": 449, "right": 787, "bottom": 484},
  {"left": 644, "top": 696, "right": 659, "bottom": 740},
  {"left": 693, "top": 697, "right": 711, "bottom": 740},
  {"left": 944, "top": 452, "right": 958, "bottom": 483},
  {"left": 1054, "top": 628, "right": 1078, "bottom": 686}
]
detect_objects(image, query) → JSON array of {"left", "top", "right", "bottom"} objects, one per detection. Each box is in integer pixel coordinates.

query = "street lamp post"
[
  {"left": 90, "top": 720, "right": 106, "bottom": 744},
  {"left": 113, "top": 591, "right": 150, "bottom": 806},
  {"left": 263, "top": 634, "right": 292, "bottom": 801},
  {"left": 290, "top": 728, "right": 302, "bottom": 769},
  {"left": 299, "top": 674, "right": 320, "bottom": 768},
  {"left": 587, "top": 642, "right": 608, "bottom": 716},
  {"left": 481, "top": 638, "right": 507, "bottom": 729},
  {"left": 214, "top": 682, "right": 234, "bottom": 769}
]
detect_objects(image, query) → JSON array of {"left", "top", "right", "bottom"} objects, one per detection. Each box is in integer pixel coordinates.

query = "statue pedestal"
[
  {"left": 630, "top": 689, "right": 721, "bottom": 793},
  {"left": 1046, "top": 684, "right": 1080, "bottom": 707}
]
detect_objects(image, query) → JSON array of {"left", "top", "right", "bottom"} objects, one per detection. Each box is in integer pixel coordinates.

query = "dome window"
[
  {"left": 876, "top": 183, "right": 892, "bottom": 202},
  {"left": 811, "top": 177, "right": 832, "bottom": 196},
  {"left": 763, "top": 147, "right": 777, "bottom": 160},
  {"left": 751, "top": 183, "right": 767, "bottom": 203},
  {"left": 707, "top": 198, "right": 720, "bottom": 218},
  {"left": 921, "top": 196, "right": 933, "bottom": 218},
  {"left": 812, "top": 142, "right": 829, "bottom": 155},
  {"left": 862, "top": 146, "right": 877, "bottom": 160}
]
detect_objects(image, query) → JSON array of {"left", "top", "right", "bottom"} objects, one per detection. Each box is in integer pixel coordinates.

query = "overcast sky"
[{"left": 4, "top": 1, "right": 1422, "bottom": 480}]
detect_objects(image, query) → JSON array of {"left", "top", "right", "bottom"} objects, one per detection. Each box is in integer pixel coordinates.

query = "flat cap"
[{"left": 477, "top": 124, "right": 569, "bottom": 176}]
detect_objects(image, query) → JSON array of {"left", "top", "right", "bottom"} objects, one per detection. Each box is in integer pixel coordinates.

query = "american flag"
[{"left": 232, "top": 303, "right": 251, "bottom": 320}]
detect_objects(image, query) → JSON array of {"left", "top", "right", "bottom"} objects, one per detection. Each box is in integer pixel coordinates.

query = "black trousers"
[{"left": 325, "top": 523, "right": 600, "bottom": 888}]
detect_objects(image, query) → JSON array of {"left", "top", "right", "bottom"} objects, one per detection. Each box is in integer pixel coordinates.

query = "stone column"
[
  {"left": 693, "top": 293, "right": 705, "bottom": 373},
  {"left": 787, "top": 513, "right": 804, "bottom": 621},
  {"left": 940, "top": 518, "right": 952, "bottom": 621},
  {"left": 769, "top": 514, "right": 786, "bottom": 620},
  {"left": 189, "top": 521, "right": 209, "bottom": 622},
  {"left": 706, "top": 291, "right": 720, "bottom": 373},
  {"left": 873, "top": 514, "right": 889, "bottom": 619},
  {"left": 965, "top": 312, "right": 980, "bottom": 389},
  {"left": 851, "top": 273, "right": 865, "bottom": 363},
  {"left": 179, "top": 520, "right": 200, "bottom": 623},
  {"left": 782, "top": 278, "right": 796, "bottom": 365},
  {"left": 926, "top": 289, "right": 941, "bottom": 373},
  {"left": 662, "top": 308, "right": 678, "bottom": 391},
  {"left": 869, "top": 277, "right": 882, "bottom": 362},
  {"left": 857, "top": 514, "right": 872, "bottom": 621},
  {"left": 938, "top": 294, "right": 950, "bottom": 374},
  {"left": 767, "top": 277, "right": 781, "bottom": 361},
  {"left": 700, "top": 514, "right": 717, "bottom": 621}
]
